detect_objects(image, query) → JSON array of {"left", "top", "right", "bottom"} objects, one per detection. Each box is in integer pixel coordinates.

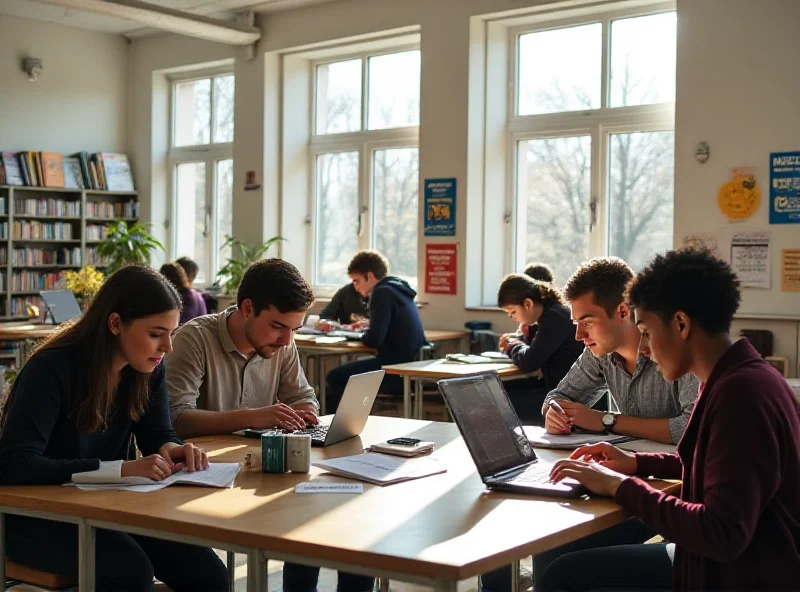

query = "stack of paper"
[
  {"left": 523, "top": 426, "right": 632, "bottom": 450},
  {"left": 367, "top": 441, "right": 435, "bottom": 457},
  {"left": 71, "top": 463, "right": 241, "bottom": 493},
  {"left": 312, "top": 453, "right": 446, "bottom": 486}
]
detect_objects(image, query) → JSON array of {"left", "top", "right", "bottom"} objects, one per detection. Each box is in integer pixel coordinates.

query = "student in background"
[
  {"left": 545, "top": 248, "right": 800, "bottom": 592},
  {"left": 317, "top": 282, "right": 368, "bottom": 330},
  {"left": 176, "top": 256, "right": 200, "bottom": 285},
  {"left": 499, "top": 262, "right": 556, "bottom": 348},
  {"left": 160, "top": 262, "right": 207, "bottom": 324},
  {"left": 325, "top": 250, "right": 425, "bottom": 412},
  {"left": 482, "top": 257, "right": 699, "bottom": 592},
  {"left": 496, "top": 274, "right": 584, "bottom": 424},
  {"left": 0, "top": 266, "right": 227, "bottom": 591}
]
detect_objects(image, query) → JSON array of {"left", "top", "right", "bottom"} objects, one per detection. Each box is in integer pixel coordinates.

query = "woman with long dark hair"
[
  {"left": 160, "top": 261, "right": 207, "bottom": 324},
  {"left": 0, "top": 266, "right": 228, "bottom": 591}
]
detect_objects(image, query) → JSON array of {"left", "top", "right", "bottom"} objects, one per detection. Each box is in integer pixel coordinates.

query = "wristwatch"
[{"left": 601, "top": 412, "right": 618, "bottom": 434}]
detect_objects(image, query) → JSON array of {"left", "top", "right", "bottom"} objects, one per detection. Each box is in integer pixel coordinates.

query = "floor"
[{"left": 6, "top": 552, "right": 535, "bottom": 591}]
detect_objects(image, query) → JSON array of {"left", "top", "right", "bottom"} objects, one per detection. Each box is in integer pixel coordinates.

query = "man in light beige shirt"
[{"left": 166, "top": 258, "right": 319, "bottom": 439}]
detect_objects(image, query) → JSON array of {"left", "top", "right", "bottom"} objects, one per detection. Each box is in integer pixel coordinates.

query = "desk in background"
[
  {"left": 295, "top": 330, "right": 470, "bottom": 414},
  {"left": 0, "top": 416, "right": 679, "bottom": 592},
  {"left": 0, "top": 323, "right": 60, "bottom": 367}
]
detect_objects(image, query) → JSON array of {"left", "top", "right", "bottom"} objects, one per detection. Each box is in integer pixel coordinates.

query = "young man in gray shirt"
[
  {"left": 482, "top": 257, "right": 700, "bottom": 592},
  {"left": 166, "top": 258, "right": 374, "bottom": 592}
]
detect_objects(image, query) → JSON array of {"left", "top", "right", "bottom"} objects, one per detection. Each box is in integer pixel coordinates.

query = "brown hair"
[
  {"left": 160, "top": 262, "right": 191, "bottom": 295},
  {"left": 347, "top": 250, "right": 389, "bottom": 280},
  {"left": 523, "top": 263, "right": 554, "bottom": 284},
  {"left": 175, "top": 256, "right": 199, "bottom": 284},
  {"left": 497, "top": 274, "right": 563, "bottom": 308},
  {"left": 1, "top": 266, "right": 181, "bottom": 433},
  {"left": 563, "top": 257, "right": 633, "bottom": 317},
  {"left": 237, "top": 258, "right": 315, "bottom": 315}
]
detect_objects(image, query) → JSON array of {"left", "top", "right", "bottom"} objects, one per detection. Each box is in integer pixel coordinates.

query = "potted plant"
[
  {"left": 96, "top": 221, "right": 165, "bottom": 273},
  {"left": 63, "top": 265, "right": 105, "bottom": 312},
  {"left": 215, "top": 236, "right": 285, "bottom": 309}
]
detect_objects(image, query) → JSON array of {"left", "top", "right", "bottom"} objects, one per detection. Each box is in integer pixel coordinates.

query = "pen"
[{"left": 549, "top": 399, "right": 574, "bottom": 432}]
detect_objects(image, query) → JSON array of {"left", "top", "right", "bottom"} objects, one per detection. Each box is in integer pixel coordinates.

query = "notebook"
[
  {"left": 523, "top": 426, "right": 632, "bottom": 450},
  {"left": 71, "top": 462, "right": 240, "bottom": 493},
  {"left": 312, "top": 453, "right": 446, "bottom": 486}
]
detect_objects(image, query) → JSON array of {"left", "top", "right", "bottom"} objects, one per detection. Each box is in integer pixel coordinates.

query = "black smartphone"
[
  {"left": 386, "top": 437, "right": 421, "bottom": 446},
  {"left": 242, "top": 428, "right": 267, "bottom": 438}
]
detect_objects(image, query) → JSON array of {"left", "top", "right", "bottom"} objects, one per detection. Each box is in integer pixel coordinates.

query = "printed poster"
[
  {"left": 730, "top": 232, "right": 771, "bottom": 289},
  {"left": 718, "top": 170, "right": 760, "bottom": 221},
  {"left": 769, "top": 152, "right": 800, "bottom": 224},
  {"left": 781, "top": 249, "right": 800, "bottom": 292},
  {"left": 681, "top": 233, "right": 723, "bottom": 260},
  {"left": 424, "top": 178, "right": 456, "bottom": 236},
  {"left": 425, "top": 243, "right": 457, "bottom": 295}
]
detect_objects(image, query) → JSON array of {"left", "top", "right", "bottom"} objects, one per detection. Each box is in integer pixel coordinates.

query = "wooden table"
[
  {"left": 295, "top": 330, "right": 471, "bottom": 414},
  {"left": 383, "top": 359, "right": 535, "bottom": 419},
  {"left": 0, "top": 323, "right": 60, "bottom": 366},
  {"left": 0, "top": 416, "right": 679, "bottom": 592}
]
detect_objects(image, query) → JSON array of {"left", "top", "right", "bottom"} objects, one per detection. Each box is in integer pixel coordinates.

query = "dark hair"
[
  {"left": 160, "top": 262, "right": 190, "bottom": 295},
  {"left": 347, "top": 250, "right": 389, "bottom": 280},
  {"left": 1, "top": 266, "right": 181, "bottom": 434},
  {"left": 497, "top": 274, "right": 563, "bottom": 308},
  {"left": 176, "top": 257, "right": 199, "bottom": 283},
  {"left": 524, "top": 263, "right": 554, "bottom": 284},
  {"left": 564, "top": 257, "right": 633, "bottom": 317},
  {"left": 237, "top": 258, "right": 315, "bottom": 315},
  {"left": 627, "top": 249, "right": 741, "bottom": 334}
]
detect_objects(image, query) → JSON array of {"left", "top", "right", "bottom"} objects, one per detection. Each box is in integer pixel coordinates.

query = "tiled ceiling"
[{"left": 0, "top": 0, "right": 340, "bottom": 37}]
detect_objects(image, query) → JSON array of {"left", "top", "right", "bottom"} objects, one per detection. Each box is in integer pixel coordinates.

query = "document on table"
[
  {"left": 295, "top": 482, "right": 363, "bottom": 494},
  {"left": 71, "top": 463, "right": 241, "bottom": 493},
  {"left": 312, "top": 453, "right": 446, "bottom": 486},
  {"left": 523, "top": 426, "right": 632, "bottom": 450},
  {"left": 618, "top": 440, "right": 677, "bottom": 453}
]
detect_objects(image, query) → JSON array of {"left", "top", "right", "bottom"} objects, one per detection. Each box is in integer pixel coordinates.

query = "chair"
[{"left": 5, "top": 559, "right": 76, "bottom": 589}]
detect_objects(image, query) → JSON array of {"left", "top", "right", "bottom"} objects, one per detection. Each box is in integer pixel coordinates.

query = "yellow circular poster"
[{"left": 718, "top": 174, "right": 760, "bottom": 219}]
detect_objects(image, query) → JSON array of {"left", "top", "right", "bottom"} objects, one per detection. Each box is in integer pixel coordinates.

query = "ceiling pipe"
[{"left": 31, "top": 0, "right": 261, "bottom": 45}]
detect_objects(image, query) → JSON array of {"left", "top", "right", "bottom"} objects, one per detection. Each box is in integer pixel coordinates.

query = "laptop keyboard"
[{"left": 506, "top": 463, "right": 552, "bottom": 485}]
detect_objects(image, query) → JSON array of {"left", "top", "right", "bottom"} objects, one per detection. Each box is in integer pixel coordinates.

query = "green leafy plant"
[
  {"left": 97, "top": 221, "right": 165, "bottom": 273},
  {"left": 216, "top": 236, "right": 285, "bottom": 297}
]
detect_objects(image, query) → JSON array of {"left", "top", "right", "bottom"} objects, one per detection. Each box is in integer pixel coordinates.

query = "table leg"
[
  {"left": 227, "top": 550, "right": 236, "bottom": 592},
  {"left": 246, "top": 549, "right": 268, "bottom": 591},
  {"left": 510, "top": 559, "right": 521, "bottom": 592},
  {"left": 316, "top": 356, "right": 326, "bottom": 416},
  {"left": 402, "top": 376, "right": 411, "bottom": 418},
  {"left": 414, "top": 378, "right": 424, "bottom": 420},
  {"left": 78, "top": 520, "right": 96, "bottom": 592},
  {"left": 0, "top": 512, "right": 6, "bottom": 587}
]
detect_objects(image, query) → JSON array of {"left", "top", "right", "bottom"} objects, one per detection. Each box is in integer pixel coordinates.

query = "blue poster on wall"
[
  {"left": 424, "top": 178, "right": 456, "bottom": 236},
  {"left": 769, "top": 151, "right": 800, "bottom": 224}
]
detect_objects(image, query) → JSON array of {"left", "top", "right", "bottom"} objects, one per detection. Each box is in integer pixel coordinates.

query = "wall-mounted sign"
[
  {"left": 769, "top": 152, "right": 800, "bottom": 224},
  {"left": 424, "top": 178, "right": 456, "bottom": 236},
  {"left": 425, "top": 243, "right": 457, "bottom": 295}
]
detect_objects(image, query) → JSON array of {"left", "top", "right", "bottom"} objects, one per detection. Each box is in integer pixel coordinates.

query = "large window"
[
  {"left": 311, "top": 49, "right": 420, "bottom": 289},
  {"left": 170, "top": 72, "right": 234, "bottom": 285},
  {"left": 510, "top": 10, "right": 676, "bottom": 286}
]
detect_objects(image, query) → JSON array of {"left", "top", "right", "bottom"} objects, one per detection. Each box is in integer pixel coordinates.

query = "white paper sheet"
[
  {"left": 523, "top": 426, "right": 632, "bottom": 450},
  {"left": 731, "top": 232, "right": 771, "bottom": 289},
  {"left": 617, "top": 440, "right": 678, "bottom": 453},
  {"left": 71, "top": 462, "right": 240, "bottom": 492},
  {"left": 295, "top": 482, "right": 363, "bottom": 494},
  {"left": 312, "top": 453, "right": 446, "bottom": 486}
]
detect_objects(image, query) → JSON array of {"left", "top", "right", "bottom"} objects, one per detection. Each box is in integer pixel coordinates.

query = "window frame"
[
  {"left": 309, "top": 45, "right": 421, "bottom": 294},
  {"left": 168, "top": 67, "right": 235, "bottom": 287},
  {"left": 504, "top": 5, "right": 676, "bottom": 289}
]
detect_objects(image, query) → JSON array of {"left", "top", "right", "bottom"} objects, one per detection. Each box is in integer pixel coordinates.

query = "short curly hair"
[
  {"left": 497, "top": 274, "right": 563, "bottom": 308},
  {"left": 564, "top": 257, "right": 633, "bottom": 317},
  {"left": 627, "top": 249, "right": 741, "bottom": 334},
  {"left": 347, "top": 250, "right": 389, "bottom": 280},
  {"left": 237, "top": 258, "right": 315, "bottom": 315},
  {"left": 523, "top": 263, "right": 554, "bottom": 284}
]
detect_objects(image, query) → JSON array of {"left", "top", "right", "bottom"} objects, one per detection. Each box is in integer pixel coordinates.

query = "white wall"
[{"left": 0, "top": 14, "right": 128, "bottom": 154}]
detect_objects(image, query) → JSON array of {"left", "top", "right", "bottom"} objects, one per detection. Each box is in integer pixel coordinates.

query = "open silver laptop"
[
  {"left": 439, "top": 372, "right": 585, "bottom": 498},
  {"left": 242, "top": 370, "right": 384, "bottom": 447},
  {"left": 39, "top": 289, "right": 82, "bottom": 324}
]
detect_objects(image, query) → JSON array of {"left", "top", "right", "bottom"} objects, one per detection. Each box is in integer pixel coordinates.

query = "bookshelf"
[{"left": 0, "top": 185, "right": 139, "bottom": 321}]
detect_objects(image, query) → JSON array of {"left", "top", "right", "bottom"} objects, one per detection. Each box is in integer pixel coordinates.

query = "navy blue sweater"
[
  {"left": 0, "top": 343, "right": 182, "bottom": 485},
  {"left": 361, "top": 277, "right": 425, "bottom": 365}
]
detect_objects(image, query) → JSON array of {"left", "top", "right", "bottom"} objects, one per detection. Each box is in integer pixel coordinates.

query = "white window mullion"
[{"left": 600, "top": 19, "right": 610, "bottom": 109}]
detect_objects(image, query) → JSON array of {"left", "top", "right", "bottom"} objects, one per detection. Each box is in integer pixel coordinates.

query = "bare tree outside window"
[{"left": 316, "top": 152, "right": 359, "bottom": 285}]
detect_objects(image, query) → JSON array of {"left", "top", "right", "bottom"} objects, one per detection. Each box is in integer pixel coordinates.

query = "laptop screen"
[
  {"left": 439, "top": 373, "right": 537, "bottom": 477},
  {"left": 39, "top": 290, "right": 82, "bottom": 324}
]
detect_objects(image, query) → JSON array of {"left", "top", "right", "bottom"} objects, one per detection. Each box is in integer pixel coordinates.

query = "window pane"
[
  {"left": 315, "top": 59, "right": 361, "bottom": 135},
  {"left": 175, "top": 162, "right": 208, "bottom": 283},
  {"left": 372, "top": 147, "right": 419, "bottom": 288},
  {"left": 315, "top": 152, "right": 359, "bottom": 285},
  {"left": 518, "top": 24, "right": 602, "bottom": 115},
  {"left": 216, "top": 159, "right": 234, "bottom": 275},
  {"left": 610, "top": 12, "right": 677, "bottom": 107},
  {"left": 608, "top": 131, "right": 675, "bottom": 270},
  {"left": 367, "top": 50, "right": 421, "bottom": 130},
  {"left": 517, "top": 136, "right": 591, "bottom": 286},
  {"left": 174, "top": 79, "right": 211, "bottom": 146},
  {"left": 214, "top": 75, "right": 235, "bottom": 143}
]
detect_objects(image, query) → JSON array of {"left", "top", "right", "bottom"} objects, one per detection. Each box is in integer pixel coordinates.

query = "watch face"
[{"left": 602, "top": 413, "right": 615, "bottom": 427}]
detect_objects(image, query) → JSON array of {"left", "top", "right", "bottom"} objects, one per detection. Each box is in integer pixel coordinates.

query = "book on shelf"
[
  {"left": 62, "top": 157, "right": 84, "bottom": 190},
  {"left": 99, "top": 153, "right": 135, "bottom": 192},
  {"left": 0, "top": 150, "right": 135, "bottom": 192}
]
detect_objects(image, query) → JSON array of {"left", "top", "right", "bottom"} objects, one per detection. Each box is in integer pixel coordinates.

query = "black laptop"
[{"left": 438, "top": 372, "right": 585, "bottom": 498}]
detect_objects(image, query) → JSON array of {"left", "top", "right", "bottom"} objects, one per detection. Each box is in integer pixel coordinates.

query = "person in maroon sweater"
[{"left": 545, "top": 248, "right": 800, "bottom": 592}]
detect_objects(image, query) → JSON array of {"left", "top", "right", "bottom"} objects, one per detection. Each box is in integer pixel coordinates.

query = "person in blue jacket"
[
  {"left": 0, "top": 266, "right": 228, "bottom": 592},
  {"left": 325, "top": 250, "right": 425, "bottom": 412}
]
